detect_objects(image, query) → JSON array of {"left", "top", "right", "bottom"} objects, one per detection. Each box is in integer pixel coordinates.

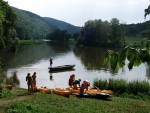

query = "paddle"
[{"left": 95, "top": 86, "right": 100, "bottom": 90}]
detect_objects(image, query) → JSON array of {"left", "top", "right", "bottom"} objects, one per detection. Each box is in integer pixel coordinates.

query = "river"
[{"left": 1, "top": 41, "right": 150, "bottom": 89}]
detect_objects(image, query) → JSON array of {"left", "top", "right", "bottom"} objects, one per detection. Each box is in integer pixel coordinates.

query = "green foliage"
[
  {"left": 128, "top": 80, "right": 150, "bottom": 95},
  {"left": 18, "top": 40, "right": 42, "bottom": 45},
  {"left": 76, "top": 18, "right": 124, "bottom": 47},
  {"left": 104, "top": 50, "right": 119, "bottom": 70},
  {"left": 0, "top": 0, "right": 18, "bottom": 51},
  {"left": 0, "top": 88, "right": 13, "bottom": 98},
  {"left": 47, "top": 29, "right": 71, "bottom": 43},
  {"left": 104, "top": 39, "right": 150, "bottom": 70},
  {"left": 2, "top": 89, "right": 150, "bottom": 113},
  {"left": 124, "top": 21, "right": 150, "bottom": 38},
  {"left": 144, "top": 5, "right": 150, "bottom": 19},
  {"left": 93, "top": 79, "right": 150, "bottom": 96},
  {"left": 5, "top": 91, "right": 150, "bottom": 113},
  {"left": 12, "top": 7, "right": 80, "bottom": 40}
]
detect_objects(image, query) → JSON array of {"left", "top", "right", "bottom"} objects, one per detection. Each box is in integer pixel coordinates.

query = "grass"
[
  {"left": 93, "top": 79, "right": 150, "bottom": 98},
  {"left": 1, "top": 79, "right": 150, "bottom": 113},
  {"left": 4, "top": 93, "right": 150, "bottom": 113},
  {"left": 18, "top": 40, "right": 43, "bottom": 45},
  {"left": 125, "top": 36, "right": 143, "bottom": 46}
]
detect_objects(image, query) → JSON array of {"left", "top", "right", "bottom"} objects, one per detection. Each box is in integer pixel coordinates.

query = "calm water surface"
[{"left": 1, "top": 42, "right": 150, "bottom": 89}]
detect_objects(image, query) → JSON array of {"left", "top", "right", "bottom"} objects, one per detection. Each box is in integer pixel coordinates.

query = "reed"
[{"left": 93, "top": 79, "right": 150, "bottom": 96}]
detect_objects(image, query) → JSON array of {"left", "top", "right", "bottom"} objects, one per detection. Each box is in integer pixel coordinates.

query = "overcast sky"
[{"left": 5, "top": 0, "right": 150, "bottom": 26}]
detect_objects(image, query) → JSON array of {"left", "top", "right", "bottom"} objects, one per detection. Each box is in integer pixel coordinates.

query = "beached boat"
[
  {"left": 53, "top": 88, "right": 71, "bottom": 97},
  {"left": 86, "top": 89, "right": 113, "bottom": 95},
  {"left": 66, "top": 88, "right": 113, "bottom": 95},
  {"left": 76, "top": 93, "right": 112, "bottom": 99},
  {"left": 2, "top": 84, "right": 12, "bottom": 90},
  {"left": 37, "top": 87, "right": 51, "bottom": 94},
  {"left": 49, "top": 65, "right": 75, "bottom": 72}
]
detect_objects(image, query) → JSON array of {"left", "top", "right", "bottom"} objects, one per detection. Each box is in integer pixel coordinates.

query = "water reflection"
[
  {"left": 146, "top": 64, "right": 150, "bottom": 79},
  {"left": 73, "top": 46, "right": 120, "bottom": 73},
  {"left": 49, "top": 73, "right": 53, "bottom": 81},
  {"left": 0, "top": 42, "right": 149, "bottom": 89},
  {"left": 5, "top": 71, "right": 20, "bottom": 87}
]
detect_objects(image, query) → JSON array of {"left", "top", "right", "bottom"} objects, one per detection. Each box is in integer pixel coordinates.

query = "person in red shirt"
[{"left": 68, "top": 74, "right": 75, "bottom": 88}]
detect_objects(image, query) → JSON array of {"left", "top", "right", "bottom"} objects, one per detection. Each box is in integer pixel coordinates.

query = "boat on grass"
[
  {"left": 76, "top": 93, "right": 112, "bottom": 99},
  {"left": 53, "top": 88, "right": 71, "bottom": 97},
  {"left": 37, "top": 87, "right": 51, "bottom": 94},
  {"left": 66, "top": 88, "right": 113, "bottom": 96},
  {"left": 49, "top": 65, "right": 75, "bottom": 72}
]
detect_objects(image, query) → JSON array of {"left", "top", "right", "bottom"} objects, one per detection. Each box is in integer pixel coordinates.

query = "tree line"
[
  {"left": 0, "top": 0, "right": 18, "bottom": 52},
  {"left": 47, "top": 17, "right": 150, "bottom": 47},
  {"left": 1, "top": 0, "right": 150, "bottom": 51},
  {"left": 74, "top": 18, "right": 124, "bottom": 47}
]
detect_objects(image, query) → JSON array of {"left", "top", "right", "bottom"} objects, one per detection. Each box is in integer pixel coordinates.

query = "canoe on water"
[{"left": 49, "top": 65, "right": 75, "bottom": 72}]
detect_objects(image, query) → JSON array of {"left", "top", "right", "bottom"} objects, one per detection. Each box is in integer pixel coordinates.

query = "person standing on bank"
[
  {"left": 26, "top": 73, "right": 33, "bottom": 94},
  {"left": 50, "top": 58, "right": 53, "bottom": 67},
  {"left": 32, "top": 72, "right": 37, "bottom": 92}
]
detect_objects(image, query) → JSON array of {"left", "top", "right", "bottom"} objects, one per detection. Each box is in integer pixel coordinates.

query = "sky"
[{"left": 5, "top": 0, "right": 150, "bottom": 26}]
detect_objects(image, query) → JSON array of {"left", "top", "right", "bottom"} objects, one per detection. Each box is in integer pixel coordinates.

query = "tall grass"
[{"left": 93, "top": 79, "right": 150, "bottom": 96}]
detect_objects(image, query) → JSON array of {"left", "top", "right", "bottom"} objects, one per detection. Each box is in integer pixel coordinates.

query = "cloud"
[{"left": 5, "top": 0, "right": 150, "bottom": 26}]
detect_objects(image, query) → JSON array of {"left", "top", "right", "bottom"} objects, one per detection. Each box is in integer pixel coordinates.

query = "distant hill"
[
  {"left": 12, "top": 7, "right": 81, "bottom": 39},
  {"left": 124, "top": 20, "right": 150, "bottom": 37}
]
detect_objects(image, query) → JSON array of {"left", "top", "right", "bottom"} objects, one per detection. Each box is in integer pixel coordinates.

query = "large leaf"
[
  {"left": 118, "top": 46, "right": 128, "bottom": 67},
  {"left": 139, "top": 49, "right": 150, "bottom": 62},
  {"left": 103, "top": 50, "right": 111, "bottom": 65},
  {"left": 110, "top": 52, "right": 118, "bottom": 70}
]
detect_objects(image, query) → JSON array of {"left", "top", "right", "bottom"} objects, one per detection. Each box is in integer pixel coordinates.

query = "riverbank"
[{"left": 1, "top": 87, "right": 150, "bottom": 113}]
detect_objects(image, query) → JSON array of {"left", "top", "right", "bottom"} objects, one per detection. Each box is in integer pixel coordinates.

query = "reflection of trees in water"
[
  {"left": 73, "top": 46, "right": 119, "bottom": 73},
  {"left": 73, "top": 47, "right": 109, "bottom": 70},
  {"left": 1, "top": 42, "right": 72, "bottom": 69},
  {"left": 146, "top": 64, "right": 150, "bottom": 80},
  {"left": 0, "top": 56, "right": 7, "bottom": 83},
  {"left": 5, "top": 71, "right": 20, "bottom": 87},
  {"left": 47, "top": 42, "right": 71, "bottom": 54}
]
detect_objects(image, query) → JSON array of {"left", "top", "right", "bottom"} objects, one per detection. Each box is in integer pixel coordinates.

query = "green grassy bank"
[
  {"left": 1, "top": 79, "right": 150, "bottom": 113},
  {"left": 4, "top": 92, "right": 150, "bottom": 113}
]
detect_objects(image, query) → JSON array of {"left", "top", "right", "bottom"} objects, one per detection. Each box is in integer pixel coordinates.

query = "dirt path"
[{"left": 0, "top": 88, "right": 33, "bottom": 113}]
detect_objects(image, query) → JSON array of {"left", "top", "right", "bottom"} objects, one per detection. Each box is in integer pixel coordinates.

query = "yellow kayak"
[
  {"left": 53, "top": 88, "right": 71, "bottom": 97},
  {"left": 66, "top": 87, "right": 80, "bottom": 94},
  {"left": 86, "top": 89, "right": 113, "bottom": 95},
  {"left": 2, "top": 84, "right": 12, "bottom": 90},
  {"left": 37, "top": 87, "right": 51, "bottom": 94},
  {"left": 66, "top": 87, "right": 113, "bottom": 95}
]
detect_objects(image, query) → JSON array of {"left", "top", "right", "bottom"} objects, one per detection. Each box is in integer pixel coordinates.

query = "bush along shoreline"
[{"left": 93, "top": 79, "right": 150, "bottom": 99}]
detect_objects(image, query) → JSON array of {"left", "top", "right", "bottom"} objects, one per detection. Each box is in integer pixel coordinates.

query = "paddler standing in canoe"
[{"left": 49, "top": 58, "right": 53, "bottom": 67}]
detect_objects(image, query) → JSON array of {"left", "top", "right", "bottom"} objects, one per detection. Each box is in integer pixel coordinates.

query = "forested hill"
[{"left": 12, "top": 7, "right": 81, "bottom": 39}]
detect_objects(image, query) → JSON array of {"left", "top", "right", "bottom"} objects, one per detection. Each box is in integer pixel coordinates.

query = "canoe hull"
[
  {"left": 49, "top": 65, "right": 75, "bottom": 72},
  {"left": 76, "top": 93, "right": 112, "bottom": 99},
  {"left": 53, "top": 88, "right": 71, "bottom": 97}
]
